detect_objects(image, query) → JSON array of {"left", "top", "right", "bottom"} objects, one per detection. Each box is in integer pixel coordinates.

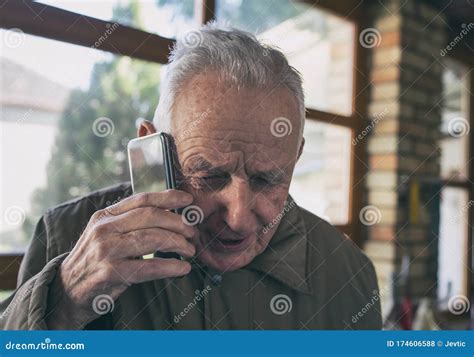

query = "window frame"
[{"left": 0, "top": 0, "right": 368, "bottom": 290}]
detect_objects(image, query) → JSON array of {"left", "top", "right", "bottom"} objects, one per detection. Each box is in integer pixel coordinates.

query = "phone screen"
[{"left": 128, "top": 133, "right": 167, "bottom": 194}]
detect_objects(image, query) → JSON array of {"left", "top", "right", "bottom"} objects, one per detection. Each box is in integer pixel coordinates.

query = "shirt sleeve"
[{"left": 0, "top": 216, "right": 69, "bottom": 330}]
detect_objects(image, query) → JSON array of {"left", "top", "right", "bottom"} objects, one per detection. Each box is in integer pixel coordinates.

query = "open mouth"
[
  {"left": 209, "top": 234, "right": 252, "bottom": 252},
  {"left": 218, "top": 238, "right": 244, "bottom": 246}
]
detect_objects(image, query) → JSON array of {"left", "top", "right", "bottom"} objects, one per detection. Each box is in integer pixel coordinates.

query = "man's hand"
[{"left": 46, "top": 189, "right": 196, "bottom": 329}]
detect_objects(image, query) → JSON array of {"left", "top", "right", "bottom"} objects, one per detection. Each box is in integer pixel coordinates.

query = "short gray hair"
[{"left": 153, "top": 23, "right": 305, "bottom": 139}]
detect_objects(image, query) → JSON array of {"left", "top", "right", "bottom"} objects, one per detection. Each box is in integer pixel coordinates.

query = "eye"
[
  {"left": 193, "top": 175, "right": 229, "bottom": 191},
  {"left": 251, "top": 176, "right": 272, "bottom": 189}
]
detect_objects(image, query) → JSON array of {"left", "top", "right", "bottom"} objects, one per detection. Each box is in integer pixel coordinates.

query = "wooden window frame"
[
  {"left": 0, "top": 0, "right": 368, "bottom": 290},
  {"left": 303, "top": 1, "right": 370, "bottom": 246}
]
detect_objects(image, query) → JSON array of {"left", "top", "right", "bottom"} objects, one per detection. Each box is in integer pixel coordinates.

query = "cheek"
[
  {"left": 257, "top": 203, "right": 279, "bottom": 223},
  {"left": 180, "top": 185, "right": 215, "bottom": 218},
  {"left": 255, "top": 189, "right": 290, "bottom": 226}
]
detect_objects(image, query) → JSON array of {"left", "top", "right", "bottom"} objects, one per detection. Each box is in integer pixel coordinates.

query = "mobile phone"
[{"left": 127, "top": 132, "right": 182, "bottom": 260}]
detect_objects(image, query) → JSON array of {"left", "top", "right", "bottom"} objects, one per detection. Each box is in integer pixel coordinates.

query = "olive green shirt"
[{"left": 0, "top": 182, "right": 381, "bottom": 330}]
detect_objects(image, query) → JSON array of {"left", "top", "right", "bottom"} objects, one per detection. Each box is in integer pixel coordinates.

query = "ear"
[
  {"left": 137, "top": 120, "right": 157, "bottom": 137},
  {"left": 296, "top": 137, "right": 305, "bottom": 161}
]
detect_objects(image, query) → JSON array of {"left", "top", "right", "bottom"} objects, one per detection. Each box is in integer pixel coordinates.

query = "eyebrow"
[
  {"left": 256, "top": 169, "right": 286, "bottom": 182},
  {"left": 184, "top": 156, "right": 221, "bottom": 175},
  {"left": 184, "top": 156, "right": 286, "bottom": 181}
]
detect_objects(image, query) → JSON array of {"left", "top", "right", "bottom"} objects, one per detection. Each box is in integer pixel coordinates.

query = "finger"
[
  {"left": 111, "top": 207, "right": 195, "bottom": 238},
  {"left": 119, "top": 258, "right": 192, "bottom": 284},
  {"left": 116, "top": 228, "right": 195, "bottom": 259},
  {"left": 106, "top": 190, "right": 193, "bottom": 216}
]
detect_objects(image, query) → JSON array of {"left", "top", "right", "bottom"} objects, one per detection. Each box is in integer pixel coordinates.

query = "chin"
[{"left": 198, "top": 249, "right": 254, "bottom": 272}]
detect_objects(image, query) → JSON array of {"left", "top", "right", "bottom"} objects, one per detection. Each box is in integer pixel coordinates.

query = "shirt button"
[{"left": 210, "top": 274, "right": 222, "bottom": 286}]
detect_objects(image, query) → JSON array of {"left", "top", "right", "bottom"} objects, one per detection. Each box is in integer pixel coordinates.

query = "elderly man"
[{"left": 1, "top": 25, "right": 381, "bottom": 330}]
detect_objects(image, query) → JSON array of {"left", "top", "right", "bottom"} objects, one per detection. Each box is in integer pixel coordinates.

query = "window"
[
  {"left": 0, "top": 30, "right": 163, "bottom": 253},
  {"left": 38, "top": 0, "right": 199, "bottom": 39},
  {"left": 217, "top": 0, "right": 358, "bottom": 231},
  {"left": 290, "top": 120, "right": 351, "bottom": 224},
  {"left": 440, "top": 59, "right": 470, "bottom": 181},
  {"left": 217, "top": 0, "right": 354, "bottom": 116},
  {"left": 438, "top": 187, "right": 469, "bottom": 301},
  {"left": 437, "top": 58, "right": 471, "bottom": 304}
]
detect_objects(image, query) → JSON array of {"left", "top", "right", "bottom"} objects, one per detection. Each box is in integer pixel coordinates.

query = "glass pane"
[
  {"left": 289, "top": 120, "right": 351, "bottom": 225},
  {"left": 0, "top": 29, "right": 162, "bottom": 253},
  {"left": 38, "top": 0, "right": 198, "bottom": 39},
  {"left": 438, "top": 187, "right": 469, "bottom": 304},
  {"left": 440, "top": 59, "right": 470, "bottom": 181},
  {"left": 216, "top": 0, "right": 354, "bottom": 116}
]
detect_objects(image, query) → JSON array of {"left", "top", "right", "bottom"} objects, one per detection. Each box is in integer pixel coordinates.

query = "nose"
[{"left": 221, "top": 178, "right": 256, "bottom": 236}]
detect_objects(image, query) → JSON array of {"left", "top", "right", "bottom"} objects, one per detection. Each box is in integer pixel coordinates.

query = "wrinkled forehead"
[
  {"left": 170, "top": 73, "right": 301, "bottom": 164},
  {"left": 178, "top": 135, "right": 295, "bottom": 174}
]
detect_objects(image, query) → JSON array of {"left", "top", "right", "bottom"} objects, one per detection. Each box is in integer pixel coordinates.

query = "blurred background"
[{"left": 0, "top": 0, "right": 472, "bottom": 329}]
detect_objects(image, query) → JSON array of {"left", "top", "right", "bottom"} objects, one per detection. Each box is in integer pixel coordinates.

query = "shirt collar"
[{"left": 247, "top": 196, "right": 312, "bottom": 295}]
